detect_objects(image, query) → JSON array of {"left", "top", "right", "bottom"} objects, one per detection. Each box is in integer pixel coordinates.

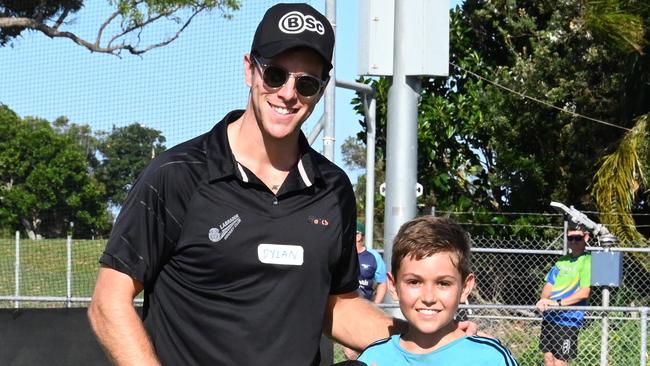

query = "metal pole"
[
  {"left": 364, "top": 94, "right": 376, "bottom": 250},
  {"left": 66, "top": 234, "right": 73, "bottom": 308},
  {"left": 322, "top": 0, "right": 336, "bottom": 161},
  {"left": 600, "top": 249, "right": 611, "bottom": 366},
  {"left": 563, "top": 215, "right": 568, "bottom": 254},
  {"left": 319, "top": 3, "right": 335, "bottom": 364},
  {"left": 15, "top": 231, "right": 20, "bottom": 309},
  {"left": 383, "top": 0, "right": 420, "bottom": 275},
  {"left": 640, "top": 308, "right": 648, "bottom": 366},
  {"left": 307, "top": 115, "right": 324, "bottom": 145},
  {"left": 332, "top": 79, "right": 377, "bottom": 249}
]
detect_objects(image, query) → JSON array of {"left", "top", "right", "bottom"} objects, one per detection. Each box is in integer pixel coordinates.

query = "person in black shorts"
[
  {"left": 539, "top": 321, "right": 580, "bottom": 361},
  {"left": 536, "top": 224, "right": 591, "bottom": 365}
]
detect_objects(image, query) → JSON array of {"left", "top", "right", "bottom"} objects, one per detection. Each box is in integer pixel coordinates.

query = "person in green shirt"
[{"left": 536, "top": 224, "right": 592, "bottom": 366}]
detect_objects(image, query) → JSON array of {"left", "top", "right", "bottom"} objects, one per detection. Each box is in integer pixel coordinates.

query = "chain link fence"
[{"left": 2, "top": 215, "right": 650, "bottom": 365}]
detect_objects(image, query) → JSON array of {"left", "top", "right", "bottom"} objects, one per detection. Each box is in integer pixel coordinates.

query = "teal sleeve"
[{"left": 369, "top": 249, "right": 387, "bottom": 283}]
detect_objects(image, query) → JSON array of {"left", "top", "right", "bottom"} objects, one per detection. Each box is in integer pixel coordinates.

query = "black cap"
[{"left": 251, "top": 3, "right": 334, "bottom": 72}]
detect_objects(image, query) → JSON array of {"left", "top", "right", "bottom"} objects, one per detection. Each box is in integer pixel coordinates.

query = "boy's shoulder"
[
  {"left": 460, "top": 336, "right": 519, "bottom": 365},
  {"left": 357, "top": 335, "right": 399, "bottom": 364},
  {"left": 358, "top": 335, "right": 518, "bottom": 366},
  {"left": 361, "top": 334, "right": 395, "bottom": 352}
]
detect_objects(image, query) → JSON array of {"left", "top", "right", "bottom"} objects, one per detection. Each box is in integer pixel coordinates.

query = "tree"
[
  {"left": 592, "top": 114, "right": 650, "bottom": 269},
  {"left": 346, "top": 0, "right": 649, "bottom": 238},
  {"left": 0, "top": 0, "right": 241, "bottom": 56},
  {"left": 0, "top": 104, "right": 110, "bottom": 238},
  {"left": 96, "top": 123, "right": 166, "bottom": 206},
  {"left": 53, "top": 116, "right": 101, "bottom": 170}
]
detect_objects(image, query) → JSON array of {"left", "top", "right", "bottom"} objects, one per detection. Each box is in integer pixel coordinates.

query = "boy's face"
[{"left": 388, "top": 251, "right": 475, "bottom": 349}]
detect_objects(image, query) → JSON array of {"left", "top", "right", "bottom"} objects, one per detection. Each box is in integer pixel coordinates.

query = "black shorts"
[{"left": 539, "top": 320, "right": 580, "bottom": 360}]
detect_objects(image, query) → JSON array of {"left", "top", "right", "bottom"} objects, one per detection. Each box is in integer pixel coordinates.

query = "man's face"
[
  {"left": 355, "top": 231, "right": 365, "bottom": 252},
  {"left": 245, "top": 48, "right": 326, "bottom": 141},
  {"left": 567, "top": 229, "right": 588, "bottom": 255}
]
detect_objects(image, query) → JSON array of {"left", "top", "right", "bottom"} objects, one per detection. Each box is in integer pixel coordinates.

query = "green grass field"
[{"left": 0, "top": 238, "right": 105, "bottom": 307}]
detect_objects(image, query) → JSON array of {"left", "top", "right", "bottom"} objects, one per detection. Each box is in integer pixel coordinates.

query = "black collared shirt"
[{"left": 100, "top": 110, "right": 359, "bottom": 366}]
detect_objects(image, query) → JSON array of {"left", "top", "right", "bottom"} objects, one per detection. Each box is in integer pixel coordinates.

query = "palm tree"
[
  {"left": 592, "top": 115, "right": 648, "bottom": 245},
  {"left": 587, "top": 1, "right": 649, "bottom": 269}
]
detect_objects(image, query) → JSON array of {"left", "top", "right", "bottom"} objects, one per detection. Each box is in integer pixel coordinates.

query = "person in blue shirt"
[
  {"left": 358, "top": 216, "right": 519, "bottom": 366},
  {"left": 355, "top": 221, "right": 387, "bottom": 304},
  {"left": 536, "top": 223, "right": 591, "bottom": 366}
]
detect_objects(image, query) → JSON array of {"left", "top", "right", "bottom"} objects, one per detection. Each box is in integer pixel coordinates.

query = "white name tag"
[{"left": 257, "top": 244, "right": 304, "bottom": 266}]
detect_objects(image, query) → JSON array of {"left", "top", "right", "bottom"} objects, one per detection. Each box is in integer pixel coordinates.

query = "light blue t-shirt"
[{"left": 358, "top": 334, "right": 519, "bottom": 366}]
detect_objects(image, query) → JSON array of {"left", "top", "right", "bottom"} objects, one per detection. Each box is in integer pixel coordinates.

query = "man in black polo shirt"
[{"left": 87, "top": 3, "right": 403, "bottom": 365}]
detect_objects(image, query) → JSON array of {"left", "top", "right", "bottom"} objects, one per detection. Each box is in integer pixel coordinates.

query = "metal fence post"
[
  {"left": 641, "top": 307, "right": 648, "bottom": 366},
  {"left": 563, "top": 215, "right": 568, "bottom": 254},
  {"left": 600, "top": 251, "right": 611, "bottom": 366},
  {"left": 66, "top": 234, "right": 73, "bottom": 308},
  {"left": 15, "top": 230, "right": 20, "bottom": 309}
]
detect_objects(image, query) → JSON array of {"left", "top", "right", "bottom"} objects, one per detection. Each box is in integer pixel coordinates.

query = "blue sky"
[{"left": 1, "top": 0, "right": 459, "bottom": 183}]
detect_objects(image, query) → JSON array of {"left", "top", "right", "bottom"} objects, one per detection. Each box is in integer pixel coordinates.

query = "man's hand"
[
  {"left": 458, "top": 320, "right": 477, "bottom": 335},
  {"left": 536, "top": 298, "right": 558, "bottom": 312},
  {"left": 458, "top": 320, "right": 494, "bottom": 338}
]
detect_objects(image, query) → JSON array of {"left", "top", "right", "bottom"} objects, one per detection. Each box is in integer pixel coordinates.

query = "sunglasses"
[
  {"left": 251, "top": 55, "right": 325, "bottom": 98},
  {"left": 567, "top": 235, "right": 585, "bottom": 241}
]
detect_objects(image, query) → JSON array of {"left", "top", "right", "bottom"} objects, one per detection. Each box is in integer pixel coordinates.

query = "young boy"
[{"left": 357, "top": 216, "right": 519, "bottom": 365}]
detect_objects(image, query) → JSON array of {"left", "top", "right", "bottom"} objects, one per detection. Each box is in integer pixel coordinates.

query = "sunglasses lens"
[
  {"left": 295, "top": 76, "right": 322, "bottom": 97},
  {"left": 258, "top": 60, "right": 322, "bottom": 97},
  {"left": 262, "top": 66, "right": 289, "bottom": 88},
  {"left": 568, "top": 235, "right": 584, "bottom": 241}
]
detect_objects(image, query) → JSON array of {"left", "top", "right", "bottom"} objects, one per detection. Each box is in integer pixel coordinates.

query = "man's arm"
[
  {"left": 553, "top": 286, "right": 591, "bottom": 307},
  {"left": 535, "top": 282, "right": 554, "bottom": 311},
  {"left": 372, "top": 282, "right": 387, "bottom": 305},
  {"left": 323, "top": 291, "right": 407, "bottom": 351},
  {"left": 88, "top": 266, "right": 160, "bottom": 365},
  {"left": 324, "top": 291, "right": 479, "bottom": 351}
]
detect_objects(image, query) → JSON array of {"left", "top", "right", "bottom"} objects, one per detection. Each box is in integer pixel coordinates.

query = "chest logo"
[
  {"left": 257, "top": 244, "right": 304, "bottom": 266},
  {"left": 208, "top": 214, "right": 241, "bottom": 243},
  {"left": 307, "top": 215, "right": 329, "bottom": 226}
]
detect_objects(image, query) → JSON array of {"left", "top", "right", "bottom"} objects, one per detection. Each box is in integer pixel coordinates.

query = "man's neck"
[{"left": 228, "top": 110, "right": 300, "bottom": 189}]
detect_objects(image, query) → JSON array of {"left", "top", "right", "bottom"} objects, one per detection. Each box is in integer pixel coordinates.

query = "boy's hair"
[{"left": 391, "top": 216, "right": 472, "bottom": 280}]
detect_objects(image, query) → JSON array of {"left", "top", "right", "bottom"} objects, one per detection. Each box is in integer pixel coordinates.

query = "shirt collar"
[{"left": 206, "top": 110, "right": 322, "bottom": 187}]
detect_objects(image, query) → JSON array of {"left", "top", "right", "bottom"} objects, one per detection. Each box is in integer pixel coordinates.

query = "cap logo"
[{"left": 278, "top": 11, "right": 325, "bottom": 35}]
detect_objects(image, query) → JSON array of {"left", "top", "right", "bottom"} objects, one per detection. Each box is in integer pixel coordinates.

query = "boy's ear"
[
  {"left": 387, "top": 272, "right": 399, "bottom": 301},
  {"left": 460, "top": 273, "right": 476, "bottom": 303}
]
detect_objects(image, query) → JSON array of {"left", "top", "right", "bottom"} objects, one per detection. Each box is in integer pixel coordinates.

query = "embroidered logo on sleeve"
[
  {"left": 257, "top": 244, "right": 304, "bottom": 266},
  {"left": 208, "top": 214, "right": 241, "bottom": 242}
]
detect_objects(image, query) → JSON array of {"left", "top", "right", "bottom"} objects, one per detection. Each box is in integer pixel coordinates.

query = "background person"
[
  {"left": 357, "top": 216, "right": 519, "bottom": 365},
  {"left": 536, "top": 224, "right": 592, "bottom": 366},
  {"left": 355, "top": 221, "right": 388, "bottom": 304}
]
